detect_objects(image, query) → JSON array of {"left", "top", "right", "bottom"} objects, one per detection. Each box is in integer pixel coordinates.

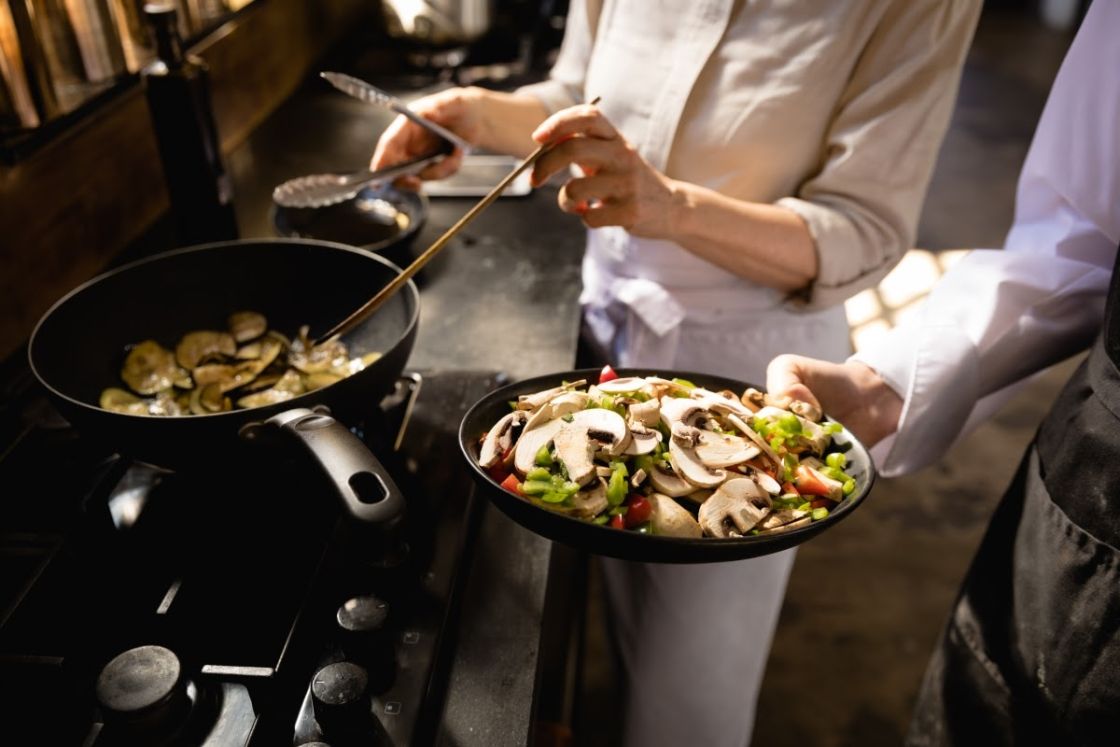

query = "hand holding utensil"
[
  {"left": 311, "top": 97, "right": 601, "bottom": 347},
  {"left": 320, "top": 71, "right": 474, "bottom": 155}
]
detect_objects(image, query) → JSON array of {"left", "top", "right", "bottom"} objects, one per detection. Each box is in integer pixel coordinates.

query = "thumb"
[{"left": 765, "top": 354, "right": 822, "bottom": 411}]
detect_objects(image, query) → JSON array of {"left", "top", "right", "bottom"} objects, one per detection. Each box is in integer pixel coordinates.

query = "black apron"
[{"left": 906, "top": 247, "right": 1120, "bottom": 746}]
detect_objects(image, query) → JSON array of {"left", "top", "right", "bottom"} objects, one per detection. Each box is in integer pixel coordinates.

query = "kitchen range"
[{"left": 0, "top": 57, "right": 587, "bottom": 746}]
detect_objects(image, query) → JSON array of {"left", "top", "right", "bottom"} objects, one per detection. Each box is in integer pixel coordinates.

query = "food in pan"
[
  {"left": 99, "top": 311, "right": 380, "bottom": 416},
  {"left": 475, "top": 367, "right": 858, "bottom": 538}
]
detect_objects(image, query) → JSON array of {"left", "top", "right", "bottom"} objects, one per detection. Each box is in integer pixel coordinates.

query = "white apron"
[{"left": 585, "top": 226, "right": 851, "bottom": 747}]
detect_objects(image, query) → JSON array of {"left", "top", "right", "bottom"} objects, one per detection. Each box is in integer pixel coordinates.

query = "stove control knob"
[
  {"left": 311, "top": 661, "right": 373, "bottom": 737},
  {"left": 336, "top": 595, "right": 394, "bottom": 692},
  {"left": 95, "top": 645, "right": 191, "bottom": 734}
]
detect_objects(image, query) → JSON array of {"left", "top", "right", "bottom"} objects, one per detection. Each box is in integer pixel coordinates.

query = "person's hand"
[
  {"left": 529, "top": 104, "right": 681, "bottom": 237},
  {"left": 765, "top": 355, "right": 904, "bottom": 448},
  {"left": 370, "top": 87, "right": 484, "bottom": 190}
]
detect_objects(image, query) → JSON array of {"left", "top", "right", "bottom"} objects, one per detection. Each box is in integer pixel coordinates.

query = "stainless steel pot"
[{"left": 381, "top": 0, "right": 492, "bottom": 47}]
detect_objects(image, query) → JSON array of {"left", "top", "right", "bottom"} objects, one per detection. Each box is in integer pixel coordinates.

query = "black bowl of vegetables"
[{"left": 458, "top": 367, "right": 876, "bottom": 564}]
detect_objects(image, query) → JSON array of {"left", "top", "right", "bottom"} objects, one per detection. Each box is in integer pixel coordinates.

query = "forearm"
[
  {"left": 466, "top": 88, "right": 552, "bottom": 158},
  {"left": 667, "top": 181, "right": 819, "bottom": 293}
]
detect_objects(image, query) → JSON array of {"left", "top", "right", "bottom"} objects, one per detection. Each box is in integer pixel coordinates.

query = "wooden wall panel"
[{"left": 0, "top": 0, "right": 369, "bottom": 360}]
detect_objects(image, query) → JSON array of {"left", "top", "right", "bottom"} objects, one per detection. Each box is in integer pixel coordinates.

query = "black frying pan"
[
  {"left": 459, "top": 368, "right": 877, "bottom": 564},
  {"left": 28, "top": 239, "right": 419, "bottom": 527}
]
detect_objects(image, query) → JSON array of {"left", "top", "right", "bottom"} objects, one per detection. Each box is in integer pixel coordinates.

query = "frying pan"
[
  {"left": 459, "top": 368, "right": 877, "bottom": 564},
  {"left": 28, "top": 239, "right": 419, "bottom": 528}
]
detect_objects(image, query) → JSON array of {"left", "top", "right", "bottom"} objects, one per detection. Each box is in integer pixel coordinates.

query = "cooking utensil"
[
  {"left": 311, "top": 138, "right": 553, "bottom": 346},
  {"left": 28, "top": 239, "right": 420, "bottom": 528},
  {"left": 321, "top": 71, "right": 474, "bottom": 155},
  {"left": 459, "top": 368, "right": 877, "bottom": 564},
  {"left": 312, "top": 95, "right": 599, "bottom": 346},
  {"left": 272, "top": 147, "right": 449, "bottom": 209}
]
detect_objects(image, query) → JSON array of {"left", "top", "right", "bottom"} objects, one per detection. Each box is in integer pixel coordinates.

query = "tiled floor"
[{"left": 571, "top": 7, "right": 1081, "bottom": 747}]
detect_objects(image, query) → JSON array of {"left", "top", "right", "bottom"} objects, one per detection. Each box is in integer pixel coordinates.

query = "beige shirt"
[{"left": 521, "top": 0, "right": 980, "bottom": 311}]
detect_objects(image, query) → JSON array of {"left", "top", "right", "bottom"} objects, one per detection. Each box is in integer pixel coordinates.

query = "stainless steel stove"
[{"left": 0, "top": 364, "right": 509, "bottom": 746}]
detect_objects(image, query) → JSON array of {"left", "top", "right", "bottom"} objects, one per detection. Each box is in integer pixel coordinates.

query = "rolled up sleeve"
[
  {"left": 779, "top": 0, "right": 981, "bottom": 310},
  {"left": 516, "top": 0, "right": 595, "bottom": 114}
]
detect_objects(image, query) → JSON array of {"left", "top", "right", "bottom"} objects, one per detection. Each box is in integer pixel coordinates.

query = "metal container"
[{"left": 381, "top": 0, "right": 492, "bottom": 47}]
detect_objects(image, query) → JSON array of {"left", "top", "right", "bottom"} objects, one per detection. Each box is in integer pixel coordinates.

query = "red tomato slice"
[
  {"left": 599, "top": 364, "right": 619, "bottom": 383},
  {"left": 781, "top": 481, "right": 799, "bottom": 496},
  {"left": 499, "top": 473, "right": 522, "bottom": 495},
  {"left": 609, "top": 514, "right": 625, "bottom": 530},
  {"left": 625, "top": 495, "right": 652, "bottom": 527},
  {"left": 795, "top": 465, "right": 838, "bottom": 498}
]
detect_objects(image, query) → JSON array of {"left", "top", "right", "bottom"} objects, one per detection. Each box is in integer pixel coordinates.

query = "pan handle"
[{"left": 240, "top": 407, "right": 405, "bottom": 530}]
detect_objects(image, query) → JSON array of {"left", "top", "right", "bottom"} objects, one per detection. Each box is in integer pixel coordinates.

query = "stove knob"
[
  {"left": 95, "top": 645, "right": 191, "bottom": 735},
  {"left": 311, "top": 661, "right": 375, "bottom": 739},
  {"left": 336, "top": 595, "right": 395, "bottom": 693}
]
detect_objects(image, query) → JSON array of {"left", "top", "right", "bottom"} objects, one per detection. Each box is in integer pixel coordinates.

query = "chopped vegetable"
[{"left": 479, "top": 374, "right": 859, "bottom": 538}]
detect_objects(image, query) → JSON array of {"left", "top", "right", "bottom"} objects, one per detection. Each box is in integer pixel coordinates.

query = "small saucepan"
[
  {"left": 272, "top": 183, "right": 428, "bottom": 268},
  {"left": 28, "top": 239, "right": 419, "bottom": 530}
]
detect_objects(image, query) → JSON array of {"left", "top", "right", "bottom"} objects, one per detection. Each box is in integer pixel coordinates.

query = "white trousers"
[
  {"left": 586, "top": 272, "right": 852, "bottom": 746},
  {"left": 602, "top": 550, "right": 797, "bottom": 746}
]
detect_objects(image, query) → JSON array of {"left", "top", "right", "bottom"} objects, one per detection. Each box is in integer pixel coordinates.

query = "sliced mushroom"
[
  {"left": 668, "top": 440, "right": 727, "bottom": 489},
  {"left": 630, "top": 468, "right": 648, "bottom": 488},
  {"left": 743, "top": 466, "right": 782, "bottom": 495},
  {"left": 628, "top": 398, "right": 661, "bottom": 428},
  {"left": 679, "top": 488, "right": 714, "bottom": 505},
  {"left": 594, "top": 376, "right": 647, "bottom": 394},
  {"left": 175, "top": 331, "right": 237, "bottom": 370},
  {"left": 647, "top": 493, "right": 702, "bottom": 538},
  {"left": 624, "top": 421, "right": 661, "bottom": 455},
  {"left": 228, "top": 311, "right": 267, "bottom": 343},
  {"left": 553, "top": 409, "right": 630, "bottom": 486},
  {"left": 692, "top": 431, "right": 760, "bottom": 468},
  {"left": 479, "top": 410, "right": 530, "bottom": 469},
  {"left": 698, "top": 478, "right": 772, "bottom": 538},
  {"left": 513, "top": 418, "right": 566, "bottom": 476},
  {"left": 757, "top": 509, "right": 811, "bottom": 533},
  {"left": 523, "top": 391, "right": 589, "bottom": 431},
  {"left": 648, "top": 463, "right": 696, "bottom": 498},
  {"left": 726, "top": 413, "right": 782, "bottom": 469},
  {"left": 659, "top": 396, "right": 705, "bottom": 430},
  {"left": 568, "top": 480, "right": 608, "bottom": 518},
  {"left": 693, "top": 388, "right": 756, "bottom": 421},
  {"left": 516, "top": 380, "right": 587, "bottom": 411}
]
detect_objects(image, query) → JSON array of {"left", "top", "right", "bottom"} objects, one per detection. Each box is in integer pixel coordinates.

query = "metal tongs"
[{"left": 271, "top": 72, "right": 471, "bottom": 209}]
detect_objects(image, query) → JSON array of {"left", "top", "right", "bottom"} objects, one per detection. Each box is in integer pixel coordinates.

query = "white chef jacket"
[
  {"left": 854, "top": 0, "right": 1120, "bottom": 478},
  {"left": 520, "top": 0, "right": 982, "bottom": 380}
]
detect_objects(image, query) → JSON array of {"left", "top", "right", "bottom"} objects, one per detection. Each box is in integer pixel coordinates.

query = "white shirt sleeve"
[{"left": 852, "top": 0, "right": 1120, "bottom": 477}]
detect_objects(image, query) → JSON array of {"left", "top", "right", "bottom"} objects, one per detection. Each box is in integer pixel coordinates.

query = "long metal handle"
[
  {"left": 311, "top": 96, "right": 601, "bottom": 347},
  {"left": 320, "top": 71, "right": 474, "bottom": 154},
  {"left": 312, "top": 142, "right": 548, "bottom": 346}
]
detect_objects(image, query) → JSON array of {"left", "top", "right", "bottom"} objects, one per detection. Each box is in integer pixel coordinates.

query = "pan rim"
[
  {"left": 27, "top": 238, "right": 421, "bottom": 421},
  {"left": 458, "top": 367, "right": 878, "bottom": 561}
]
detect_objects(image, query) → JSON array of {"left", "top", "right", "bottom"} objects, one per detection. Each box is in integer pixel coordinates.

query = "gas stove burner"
[
  {"left": 95, "top": 645, "right": 187, "bottom": 722},
  {"left": 0, "top": 370, "right": 507, "bottom": 746}
]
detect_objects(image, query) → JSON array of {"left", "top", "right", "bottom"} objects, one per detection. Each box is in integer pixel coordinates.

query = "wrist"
[
  {"left": 664, "top": 178, "right": 695, "bottom": 241},
  {"left": 853, "top": 362, "right": 903, "bottom": 444}
]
